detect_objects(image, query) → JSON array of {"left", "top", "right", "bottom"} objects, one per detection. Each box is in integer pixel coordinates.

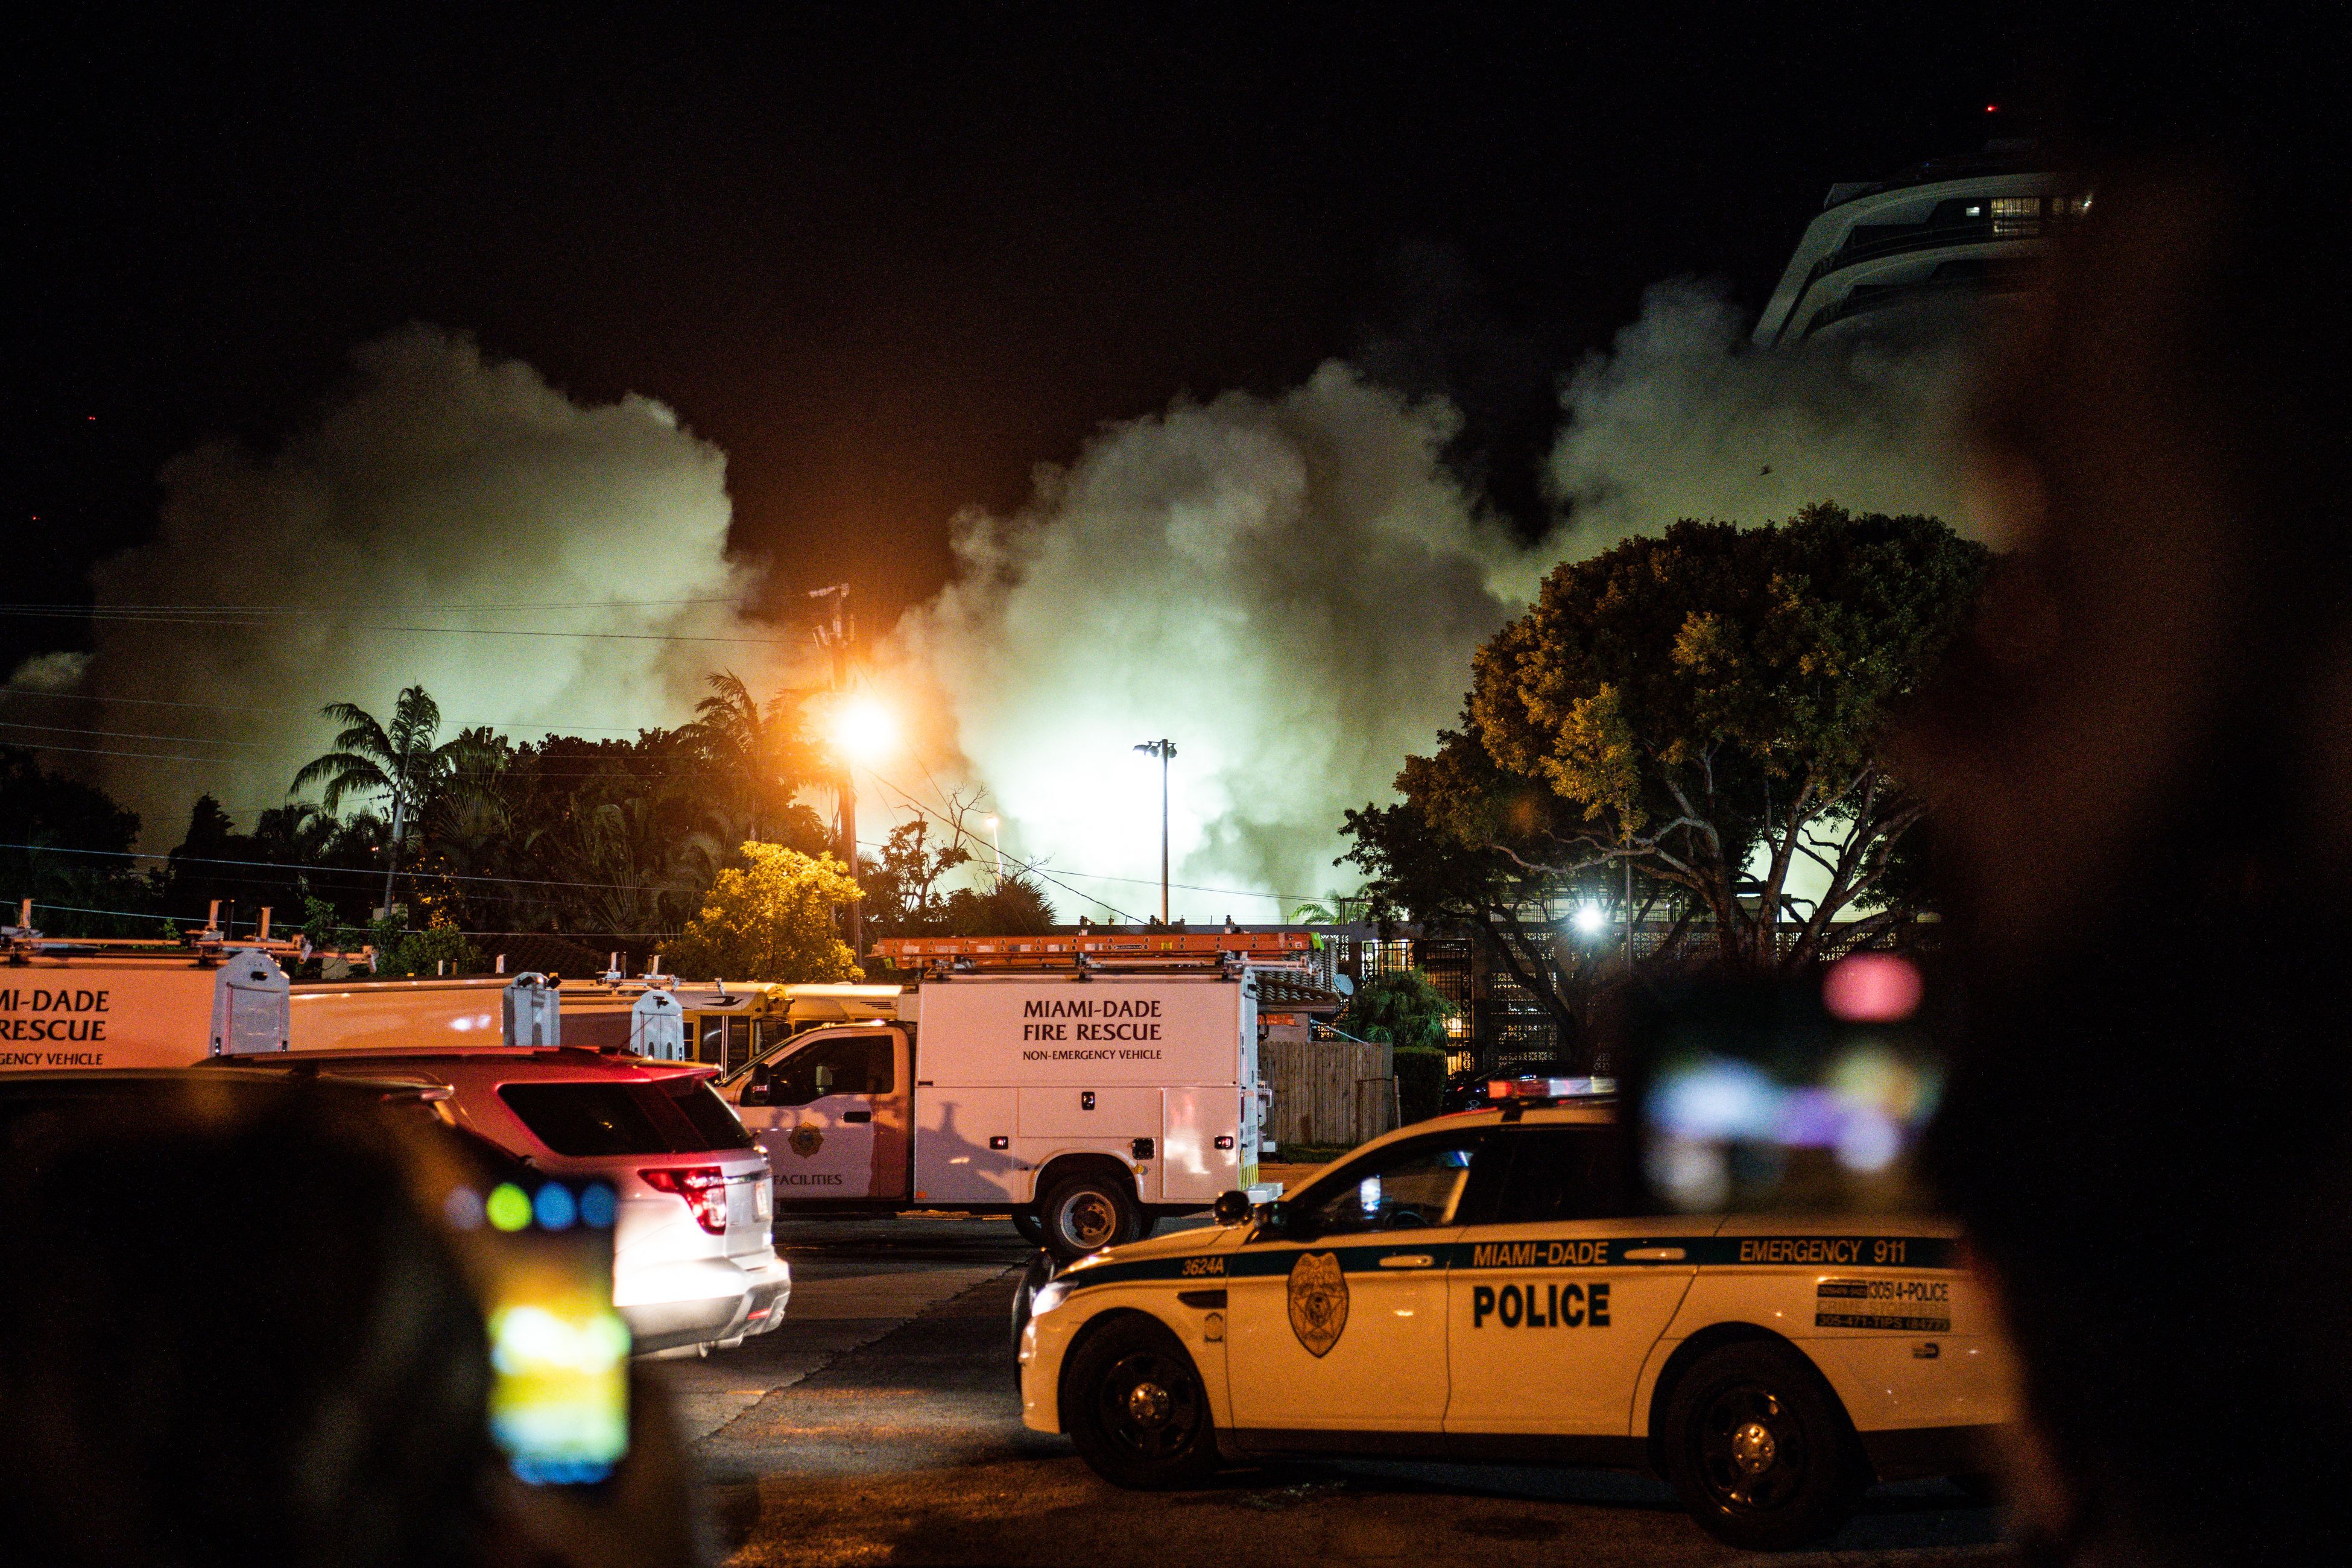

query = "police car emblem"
[
  {"left": 789, "top": 1124, "right": 824, "bottom": 1159},
  {"left": 1287, "top": 1251, "right": 1349, "bottom": 1357}
]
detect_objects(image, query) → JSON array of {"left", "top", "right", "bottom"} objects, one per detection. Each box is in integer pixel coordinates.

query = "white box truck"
[{"left": 715, "top": 943, "right": 1289, "bottom": 1258}]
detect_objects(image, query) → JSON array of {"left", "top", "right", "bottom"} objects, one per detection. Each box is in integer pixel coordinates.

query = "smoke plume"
[
  {"left": 890, "top": 364, "right": 1531, "bottom": 920},
  {"left": 16, "top": 283, "right": 1982, "bottom": 918},
  {"left": 1541, "top": 279, "right": 1977, "bottom": 566},
  {"left": 13, "top": 326, "right": 761, "bottom": 839}
]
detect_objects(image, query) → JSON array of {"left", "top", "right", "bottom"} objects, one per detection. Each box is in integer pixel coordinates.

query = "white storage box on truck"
[{"left": 715, "top": 934, "right": 1298, "bottom": 1259}]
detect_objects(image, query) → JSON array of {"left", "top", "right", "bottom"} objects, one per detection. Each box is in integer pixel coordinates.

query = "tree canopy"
[
  {"left": 665, "top": 841, "right": 864, "bottom": 982},
  {"left": 1349, "top": 505, "right": 1989, "bottom": 977}
]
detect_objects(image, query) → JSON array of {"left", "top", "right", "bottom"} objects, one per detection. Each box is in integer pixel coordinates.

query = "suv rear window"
[
  {"left": 665, "top": 1079, "right": 756, "bottom": 1149},
  {"left": 497, "top": 1079, "right": 751, "bottom": 1156}
]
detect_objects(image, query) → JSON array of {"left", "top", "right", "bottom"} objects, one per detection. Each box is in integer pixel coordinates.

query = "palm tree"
[
  {"left": 1289, "top": 891, "right": 1369, "bottom": 925},
  {"left": 683, "top": 671, "right": 821, "bottom": 842},
  {"left": 290, "top": 686, "right": 487, "bottom": 916}
]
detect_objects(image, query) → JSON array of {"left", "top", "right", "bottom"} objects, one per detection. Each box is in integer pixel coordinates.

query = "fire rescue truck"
[
  {"left": 1, "top": 901, "right": 299, "bottom": 1069},
  {"left": 689, "top": 933, "right": 1297, "bottom": 1259},
  {"left": 0, "top": 900, "right": 574, "bottom": 1066}
]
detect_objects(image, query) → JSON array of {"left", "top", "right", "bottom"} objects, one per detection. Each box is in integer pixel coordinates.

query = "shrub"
[{"left": 1344, "top": 968, "right": 1458, "bottom": 1053}]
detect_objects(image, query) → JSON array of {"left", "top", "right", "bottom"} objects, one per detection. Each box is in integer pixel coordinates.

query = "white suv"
[{"left": 258, "top": 1046, "right": 789, "bottom": 1355}]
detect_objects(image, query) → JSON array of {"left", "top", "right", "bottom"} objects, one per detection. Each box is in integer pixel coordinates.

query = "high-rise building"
[{"left": 1753, "top": 140, "right": 2085, "bottom": 346}]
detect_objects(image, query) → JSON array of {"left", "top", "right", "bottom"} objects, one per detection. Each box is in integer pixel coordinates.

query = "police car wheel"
[
  {"left": 1065, "top": 1317, "right": 1218, "bottom": 1488},
  {"left": 1011, "top": 1209, "right": 1046, "bottom": 1245},
  {"left": 1663, "top": 1342, "right": 1861, "bottom": 1551},
  {"left": 1042, "top": 1174, "right": 1137, "bottom": 1259}
]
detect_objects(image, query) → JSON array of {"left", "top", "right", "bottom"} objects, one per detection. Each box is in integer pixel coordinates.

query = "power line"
[
  {"left": 0, "top": 596, "right": 762, "bottom": 613},
  {"left": 857, "top": 768, "right": 1152, "bottom": 924},
  {"left": 0, "top": 840, "right": 698, "bottom": 896},
  {"left": 0, "top": 611, "right": 805, "bottom": 648},
  {"left": 0, "top": 718, "right": 255, "bottom": 747},
  {"left": 0, "top": 686, "right": 668, "bottom": 733}
]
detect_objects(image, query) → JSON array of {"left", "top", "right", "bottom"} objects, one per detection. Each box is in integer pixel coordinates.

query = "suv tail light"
[{"left": 640, "top": 1165, "right": 727, "bottom": 1234}]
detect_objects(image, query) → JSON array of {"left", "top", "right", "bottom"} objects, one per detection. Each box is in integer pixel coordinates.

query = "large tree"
[
  {"left": 664, "top": 841, "right": 862, "bottom": 982},
  {"left": 1351, "top": 505, "right": 1989, "bottom": 980}
]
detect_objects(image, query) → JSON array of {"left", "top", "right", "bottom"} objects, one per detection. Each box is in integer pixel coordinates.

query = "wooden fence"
[{"left": 1261, "top": 1037, "right": 1396, "bottom": 1149}]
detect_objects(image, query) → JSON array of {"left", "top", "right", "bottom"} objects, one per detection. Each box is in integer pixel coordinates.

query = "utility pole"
[
  {"left": 811, "top": 584, "right": 862, "bottom": 959},
  {"left": 1133, "top": 739, "right": 1175, "bottom": 924}
]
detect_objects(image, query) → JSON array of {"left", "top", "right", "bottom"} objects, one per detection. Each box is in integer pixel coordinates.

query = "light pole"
[{"left": 1133, "top": 739, "right": 1175, "bottom": 925}]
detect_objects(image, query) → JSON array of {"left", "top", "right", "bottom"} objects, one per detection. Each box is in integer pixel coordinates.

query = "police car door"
[
  {"left": 730, "top": 1028, "right": 908, "bottom": 1200},
  {"left": 1444, "top": 1123, "right": 1700, "bottom": 1436},
  {"left": 1224, "top": 1130, "right": 1487, "bottom": 1432}
]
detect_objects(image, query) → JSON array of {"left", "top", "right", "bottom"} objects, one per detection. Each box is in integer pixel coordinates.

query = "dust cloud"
[
  {"left": 888, "top": 364, "right": 1533, "bottom": 920},
  {"left": 8, "top": 326, "right": 765, "bottom": 841},
  {"left": 1542, "top": 279, "right": 1977, "bottom": 568},
  {"left": 15, "top": 285, "right": 1978, "bottom": 915}
]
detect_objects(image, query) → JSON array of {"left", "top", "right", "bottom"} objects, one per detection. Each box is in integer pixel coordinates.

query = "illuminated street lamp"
[
  {"left": 1133, "top": 738, "right": 1175, "bottom": 924},
  {"left": 829, "top": 694, "right": 896, "bottom": 763}
]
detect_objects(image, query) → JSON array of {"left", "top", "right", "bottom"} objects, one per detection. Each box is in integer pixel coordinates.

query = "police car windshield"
[{"left": 1296, "top": 1134, "right": 1483, "bottom": 1236}]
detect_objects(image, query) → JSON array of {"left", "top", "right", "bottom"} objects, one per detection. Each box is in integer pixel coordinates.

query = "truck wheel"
[
  {"left": 1040, "top": 1172, "right": 1137, "bottom": 1259},
  {"left": 1662, "top": 1341, "right": 1863, "bottom": 1551},
  {"left": 1011, "top": 1209, "right": 1046, "bottom": 1245},
  {"left": 1064, "top": 1315, "right": 1218, "bottom": 1489}
]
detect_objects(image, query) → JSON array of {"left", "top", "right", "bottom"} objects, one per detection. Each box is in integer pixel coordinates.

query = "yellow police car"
[{"left": 1016, "top": 1091, "right": 2012, "bottom": 1549}]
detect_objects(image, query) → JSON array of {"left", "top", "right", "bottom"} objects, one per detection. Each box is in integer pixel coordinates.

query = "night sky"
[{"left": 11, "top": 5, "right": 2026, "bottom": 677}]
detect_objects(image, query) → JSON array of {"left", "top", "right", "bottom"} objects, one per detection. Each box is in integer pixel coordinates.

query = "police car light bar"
[{"left": 1487, "top": 1075, "right": 1617, "bottom": 1101}]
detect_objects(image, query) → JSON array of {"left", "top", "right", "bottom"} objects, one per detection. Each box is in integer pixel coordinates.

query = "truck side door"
[{"left": 729, "top": 1028, "right": 910, "bottom": 1201}]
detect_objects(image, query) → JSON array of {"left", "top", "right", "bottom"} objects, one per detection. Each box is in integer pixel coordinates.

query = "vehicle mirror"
[
  {"left": 814, "top": 1063, "right": 834, "bottom": 1093},
  {"left": 1212, "top": 1189, "right": 1251, "bottom": 1225},
  {"left": 741, "top": 1065, "right": 772, "bottom": 1107}
]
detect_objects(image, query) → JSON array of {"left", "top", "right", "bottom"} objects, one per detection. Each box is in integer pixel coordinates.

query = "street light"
[
  {"left": 1571, "top": 903, "right": 1607, "bottom": 938},
  {"left": 1133, "top": 738, "right": 1176, "bottom": 925},
  {"left": 829, "top": 694, "right": 896, "bottom": 765}
]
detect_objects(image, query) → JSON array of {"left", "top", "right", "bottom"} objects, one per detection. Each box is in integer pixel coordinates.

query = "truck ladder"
[{"left": 870, "top": 931, "right": 1309, "bottom": 969}]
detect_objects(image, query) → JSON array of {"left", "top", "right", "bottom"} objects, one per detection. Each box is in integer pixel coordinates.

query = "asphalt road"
[{"left": 660, "top": 1212, "right": 2019, "bottom": 1568}]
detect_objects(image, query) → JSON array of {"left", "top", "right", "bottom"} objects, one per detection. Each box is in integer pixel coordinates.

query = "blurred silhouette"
[
  {"left": 0, "top": 1081, "right": 697, "bottom": 1567},
  {"left": 1908, "top": 15, "right": 2352, "bottom": 1566}
]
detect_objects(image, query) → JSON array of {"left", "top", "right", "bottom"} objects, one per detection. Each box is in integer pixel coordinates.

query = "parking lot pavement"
[
  {"left": 653, "top": 1213, "right": 1037, "bottom": 1442},
  {"left": 687, "top": 1224, "right": 2018, "bottom": 1568}
]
